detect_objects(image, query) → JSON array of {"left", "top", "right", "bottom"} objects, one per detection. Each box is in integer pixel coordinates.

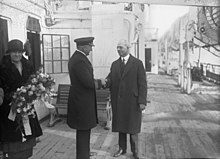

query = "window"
[{"left": 42, "top": 34, "right": 70, "bottom": 74}]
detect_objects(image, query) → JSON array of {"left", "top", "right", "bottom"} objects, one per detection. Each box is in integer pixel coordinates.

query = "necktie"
[
  {"left": 120, "top": 58, "right": 125, "bottom": 75},
  {"left": 122, "top": 58, "right": 125, "bottom": 65}
]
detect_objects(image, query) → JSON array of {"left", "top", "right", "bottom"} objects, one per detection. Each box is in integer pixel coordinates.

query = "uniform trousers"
[
  {"left": 118, "top": 132, "right": 138, "bottom": 154},
  {"left": 76, "top": 129, "right": 91, "bottom": 159}
]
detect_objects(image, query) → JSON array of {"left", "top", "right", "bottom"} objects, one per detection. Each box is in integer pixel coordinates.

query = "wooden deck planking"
[
  {"left": 33, "top": 134, "right": 57, "bottom": 157},
  {"left": 41, "top": 136, "right": 63, "bottom": 159},
  {"left": 28, "top": 74, "right": 220, "bottom": 159},
  {"left": 91, "top": 132, "right": 110, "bottom": 151}
]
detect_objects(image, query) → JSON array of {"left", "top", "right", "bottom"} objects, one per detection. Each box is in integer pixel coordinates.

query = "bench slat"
[{"left": 55, "top": 84, "right": 110, "bottom": 121}]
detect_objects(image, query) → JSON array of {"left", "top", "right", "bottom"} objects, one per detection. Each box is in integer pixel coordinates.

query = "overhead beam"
[{"left": 74, "top": 0, "right": 220, "bottom": 7}]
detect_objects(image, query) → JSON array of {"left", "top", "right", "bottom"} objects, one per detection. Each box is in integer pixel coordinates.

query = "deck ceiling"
[{"left": 73, "top": 0, "right": 220, "bottom": 7}]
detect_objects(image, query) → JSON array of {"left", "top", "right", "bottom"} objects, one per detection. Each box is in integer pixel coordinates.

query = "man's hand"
[
  {"left": 100, "top": 78, "right": 107, "bottom": 88},
  {"left": 139, "top": 104, "right": 146, "bottom": 111},
  {"left": 100, "top": 78, "right": 106, "bottom": 85}
]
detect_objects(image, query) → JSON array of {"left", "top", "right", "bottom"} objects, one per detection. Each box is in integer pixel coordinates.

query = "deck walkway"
[{"left": 30, "top": 74, "right": 220, "bottom": 159}]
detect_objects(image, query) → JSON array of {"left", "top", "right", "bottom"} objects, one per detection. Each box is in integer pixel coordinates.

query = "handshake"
[{"left": 94, "top": 78, "right": 108, "bottom": 90}]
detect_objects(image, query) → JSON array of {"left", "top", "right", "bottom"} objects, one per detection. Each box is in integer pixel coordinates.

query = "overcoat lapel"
[
  {"left": 77, "top": 51, "right": 93, "bottom": 74},
  {"left": 116, "top": 58, "right": 122, "bottom": 77},
  {"left": 121, "top": 55, "right": 135, "bottom": 78}
]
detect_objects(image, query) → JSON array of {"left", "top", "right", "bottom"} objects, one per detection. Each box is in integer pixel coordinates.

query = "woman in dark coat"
[{"left": 0, "top": 39, "right": 42, "bottom": 159}]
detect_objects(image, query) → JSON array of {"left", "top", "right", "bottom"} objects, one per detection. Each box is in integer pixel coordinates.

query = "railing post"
[{"left": 186, "top": 62, "right": 191, "bottom": 94}]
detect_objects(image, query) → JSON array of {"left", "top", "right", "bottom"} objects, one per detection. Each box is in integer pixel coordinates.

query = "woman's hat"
[{"left": 6, "top": 39, "right": 25, "bottom": 53}]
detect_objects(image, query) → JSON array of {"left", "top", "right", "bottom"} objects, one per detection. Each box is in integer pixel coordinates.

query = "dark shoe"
[{"left": 113, "top": 148, "right": 126, "bottom": 157}]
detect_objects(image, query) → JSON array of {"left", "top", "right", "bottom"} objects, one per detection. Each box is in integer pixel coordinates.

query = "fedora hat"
[{"left": 6, "top": 39, "right": 25, "bottom": 53}]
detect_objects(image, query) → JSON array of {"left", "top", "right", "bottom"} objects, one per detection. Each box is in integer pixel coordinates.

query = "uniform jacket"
[
  {"left": 0, "top": 56, "right": 42, "bottom": 142},
  {"left": 67, "top": 51, "right": 98, "bottom": 130},
  {"left": 107, "top": 54, "right": 147, "bottom": 134}
]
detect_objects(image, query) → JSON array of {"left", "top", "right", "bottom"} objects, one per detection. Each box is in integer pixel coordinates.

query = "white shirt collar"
[
  {"left": 121, "top": 54, "right": 130, "bottom": 64},
  {"left": 77, "top": 49, "right": 86, "bottom": 56}
]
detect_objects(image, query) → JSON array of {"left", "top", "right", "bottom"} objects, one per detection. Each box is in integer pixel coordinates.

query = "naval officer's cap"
[{"left": 74, "top": 37, "right": 95, "bottom": 46}]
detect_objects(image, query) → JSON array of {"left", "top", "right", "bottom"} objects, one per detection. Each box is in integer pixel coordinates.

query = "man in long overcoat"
[
  {"left": 106, "top": 39, "right": 147, "bottom": 159},
  {"left": 67, "top": 37, "right": 99, "bottom": 159}
]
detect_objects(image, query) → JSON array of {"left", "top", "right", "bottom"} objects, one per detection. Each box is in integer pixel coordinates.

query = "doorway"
[
  {"left": 27, "top": 32, "right": 41, "bottom": 72},
  {"left": 145, "top": 48, "right": 151, "bottom": 72},
  {"left": 0, "top": 18, "right": 8, "bottom": 62}
]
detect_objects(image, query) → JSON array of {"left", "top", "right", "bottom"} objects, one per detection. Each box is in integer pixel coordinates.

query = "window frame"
[{"left": 42, "top": 34, "right": 70, "bottom": 74}]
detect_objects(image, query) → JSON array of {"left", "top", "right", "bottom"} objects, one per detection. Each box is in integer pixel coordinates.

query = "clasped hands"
[
  {"left": 139, "top": 103, "right": 146, "bottom": 111},
  {"left": 100, "top": 78, "right": 108, "bottom": 88}
]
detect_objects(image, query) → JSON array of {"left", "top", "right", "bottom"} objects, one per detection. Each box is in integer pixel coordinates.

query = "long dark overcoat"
[
  {"left": 107, "top": 55, "right": 147, "bottom": 134},
  {"left": 67, "top": 51, "right": 98, "bottom": 130},
  {"left": 0, "top": 56, "right": 42, "bottom": 142}
]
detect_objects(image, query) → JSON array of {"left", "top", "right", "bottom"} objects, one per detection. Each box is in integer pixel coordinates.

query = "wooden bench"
[
  {"left": 55, "top": 84, "right": 71, "bottom": 116},
  {"left": 96, "top": 89, "right": 111, "bottom": 123},
  {"left": 55, "top": 84, "right": 111, "bottom": 124}
]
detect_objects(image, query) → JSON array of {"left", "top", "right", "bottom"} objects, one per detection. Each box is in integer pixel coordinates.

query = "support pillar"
[{"left": 186, "top": 41, "right": 191, "bottom": 94}]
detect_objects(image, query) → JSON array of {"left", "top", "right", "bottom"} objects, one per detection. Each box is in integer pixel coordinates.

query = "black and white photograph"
[{"left": 0, "top": 0, "right": 220, "bottom": 159}]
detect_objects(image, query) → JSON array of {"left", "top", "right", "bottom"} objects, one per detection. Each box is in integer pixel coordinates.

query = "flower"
[{"left": 10, "top": 67, "right": 56, "bottom": 130}]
